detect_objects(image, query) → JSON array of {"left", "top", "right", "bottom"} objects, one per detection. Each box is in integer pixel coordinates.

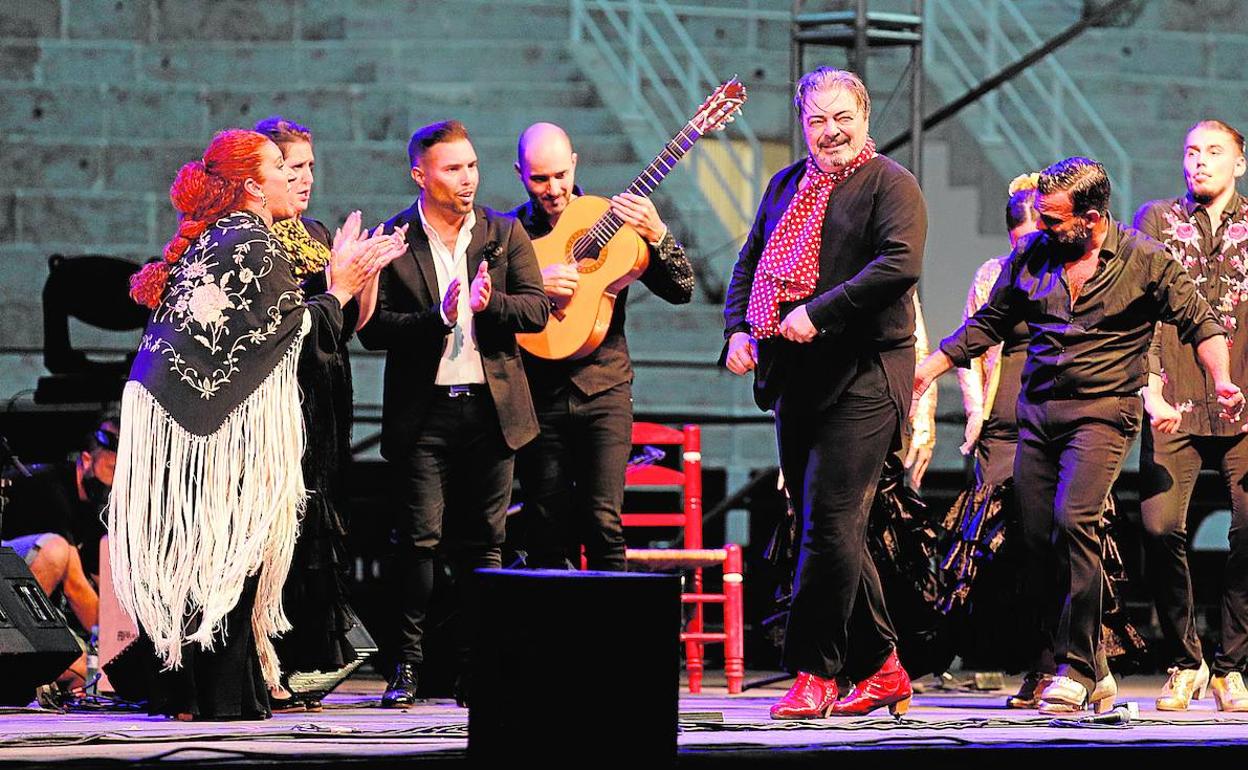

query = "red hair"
[{"left": 130, "top": 129, "right": 272, "bottom": 308}]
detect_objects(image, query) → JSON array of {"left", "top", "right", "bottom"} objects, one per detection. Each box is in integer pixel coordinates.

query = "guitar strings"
[{"left": 569, "top": 122, "right": 704, "bottom": 263}]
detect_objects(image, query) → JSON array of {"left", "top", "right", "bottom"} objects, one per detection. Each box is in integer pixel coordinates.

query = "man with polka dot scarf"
[{"left": 722, "top": 66, "right": 926, "bottom": 720}]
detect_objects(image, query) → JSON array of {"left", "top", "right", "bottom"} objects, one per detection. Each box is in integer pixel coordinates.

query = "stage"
[{"left": 3, "top": 672, "right": 1248, "bottom": 766}]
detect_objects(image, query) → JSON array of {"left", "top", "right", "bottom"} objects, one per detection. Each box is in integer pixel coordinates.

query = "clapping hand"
[
  {"left": 470, "top": 261, "right": 492, "bottom": 312},
  {"left": 367, "top": 223, "right": 408, "bottom": 274},
  {"left": 328, "top": 212, "right": 405, "bottom": 299}
]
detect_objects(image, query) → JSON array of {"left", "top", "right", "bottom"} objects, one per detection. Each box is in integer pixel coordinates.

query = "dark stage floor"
[{"left": 3, "top": 672, "right": 1248, "bottom": 766}]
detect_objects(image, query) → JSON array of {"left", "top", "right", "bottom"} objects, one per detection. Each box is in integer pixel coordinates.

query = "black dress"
[
  {"left": 272, "top": 219, "right": 361, "bottom": 684},
  {"left": 145, "top": 576, "right": 270, "bottom": 720}
]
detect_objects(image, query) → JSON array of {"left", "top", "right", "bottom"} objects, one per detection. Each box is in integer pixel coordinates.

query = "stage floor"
[{"left": 3, "top": 672, "right": 1248, "bottom": 766}]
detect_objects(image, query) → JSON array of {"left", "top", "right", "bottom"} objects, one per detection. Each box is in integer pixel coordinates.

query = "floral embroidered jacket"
[{"left": 1134, "top": 191, "right": 1248, "bottom": 436}]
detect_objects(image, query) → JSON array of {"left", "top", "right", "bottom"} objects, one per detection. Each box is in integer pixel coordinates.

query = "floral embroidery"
[
  {"left": 1162, "top": 199, "right": 1248, "bottom": 335},
  {"left": 1226, "top": 221, "right": 1248, "bottom": 249},
  {"left": 1171, "top": 220, "right": 1201, "bottom": 250},
  {"left": 142, "top": 213, "right": 303, "bottom": 400},
  {"left": 187, "top": 280, "right": 232, "bottom": 328}
]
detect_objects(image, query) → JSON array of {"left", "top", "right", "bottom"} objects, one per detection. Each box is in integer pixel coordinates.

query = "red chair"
[{"left": 622, "top": 423, "right": 744, "bottom": 695}]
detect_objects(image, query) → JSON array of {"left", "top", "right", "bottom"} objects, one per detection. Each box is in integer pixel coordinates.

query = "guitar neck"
[
  {"left": 579, "top": 122, "right": 705, "bottom": 253},
  {"left": 626, "top": 122, "right": 704, "bottom": 199}
]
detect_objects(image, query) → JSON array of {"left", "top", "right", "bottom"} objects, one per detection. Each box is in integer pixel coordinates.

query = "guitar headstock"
[{"left": 690, "top": 77, "right": 747, "bottom": 134}]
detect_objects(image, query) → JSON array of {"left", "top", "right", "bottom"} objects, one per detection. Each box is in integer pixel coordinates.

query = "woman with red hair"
[{"left": 110, "top": 129, "right": 399, "bottom": 720}]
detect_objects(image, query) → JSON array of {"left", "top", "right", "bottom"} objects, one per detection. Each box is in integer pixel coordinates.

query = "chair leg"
[
  {"left": 685, "top": 636, "right": 704, "bottom": 694},
  {"left": 684, "top": 569, "right": 705, "bottom": 694},
  {"left": 724, "top": 544, "right": 745, "bottom": 695}
]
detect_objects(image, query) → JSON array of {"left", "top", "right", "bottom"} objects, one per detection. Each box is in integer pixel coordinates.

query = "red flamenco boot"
[
  {"left": 770, "top": 672, "right": 839, "bottom": 719},
  {"left": 827, "top": 649, "right": 913, "bottom": 717}
]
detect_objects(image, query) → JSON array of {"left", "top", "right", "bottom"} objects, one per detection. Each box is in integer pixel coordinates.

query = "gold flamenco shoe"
[
  {"left": 1156, "top": 660, "right": 1209, "bottom": 711},
  {"left": 1037, "top": 673, "right": 1116, "bottom": 715},
  {"left": 1210, "top": 671, "right": 1248, "bottom": 712}
]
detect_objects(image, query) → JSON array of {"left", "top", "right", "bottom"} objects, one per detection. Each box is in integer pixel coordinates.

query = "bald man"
[{"left": 510, "top": 122, "right": 695, "bottom": 570}]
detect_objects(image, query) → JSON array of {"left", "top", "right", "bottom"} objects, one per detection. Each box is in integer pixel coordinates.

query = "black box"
[{"left": 468, "top": 569, "right": 681, "bottom": 764}]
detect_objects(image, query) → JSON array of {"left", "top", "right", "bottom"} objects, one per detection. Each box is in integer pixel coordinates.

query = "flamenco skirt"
[{"left": 936, "top": 477, "right": 1147, "bottom": 671}]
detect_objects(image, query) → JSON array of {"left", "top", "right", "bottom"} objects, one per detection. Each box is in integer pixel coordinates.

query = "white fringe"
[{"left": 108, "top": 342, "right": 306, "bottom": 687}]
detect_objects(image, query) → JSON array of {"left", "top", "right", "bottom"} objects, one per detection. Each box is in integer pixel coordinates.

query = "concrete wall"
[{"left": 2, "top": 0, "right": 1247, "bottom": 481}]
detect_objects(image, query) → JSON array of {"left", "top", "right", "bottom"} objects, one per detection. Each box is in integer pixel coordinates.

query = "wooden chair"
[{"left": 622, "top": 423, "right": 744, "bottom": 694}]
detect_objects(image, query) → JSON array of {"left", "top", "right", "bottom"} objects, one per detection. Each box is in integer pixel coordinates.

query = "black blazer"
[
  {"left": 722, "top": 155, "right": 926, "bottom": 412},
  {"left": 357, "top": 202, "right": 549, "bottom": 457}
]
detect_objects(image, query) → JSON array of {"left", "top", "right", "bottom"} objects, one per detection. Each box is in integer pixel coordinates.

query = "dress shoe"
[
  {"left": 381, "top": 663, "right": 418, "bottom": 708},
  {"left": 1006, "top": 672, "right": 1055, "bottom": 709},
  {"left": 1156, "top": 660, "right": 1209, "bottom": 711},
  {"left": 269, "top": 683, "right": 305, "bottom": 713},
  {"left": 269, "top": 694, "right": 306, "bottom": 713},
  {"left": 1037, "top": 673, "right": 1116, "bottom": 715},
  {"left": 769, "top": 672, "right": 839, "bottom": 719},
  {"left": 1210, "top": 671, "right": 1248, "bottom": 712},
  {"left": 827, "top": 649, "right": 912, "bottom": 717}
]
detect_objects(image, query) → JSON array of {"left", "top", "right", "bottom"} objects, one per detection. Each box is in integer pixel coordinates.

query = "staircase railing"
[
  {"left": 925, "top": 0, "right": 1132, "bottom": 216},
  {"left": 569, "top": 0, "right": 771, "bottom": 252}
]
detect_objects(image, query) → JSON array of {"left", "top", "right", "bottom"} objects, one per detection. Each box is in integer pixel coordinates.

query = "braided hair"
[{"left": 130, "top": 129, "right": 271, "bottom": 308}]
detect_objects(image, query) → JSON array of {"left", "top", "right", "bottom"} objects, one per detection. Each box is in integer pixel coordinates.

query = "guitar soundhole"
[{"left": 568, "top": 229, "right": 606, "bottom": 274}]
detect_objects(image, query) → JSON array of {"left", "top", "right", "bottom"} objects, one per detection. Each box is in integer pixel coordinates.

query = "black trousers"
[
  {"left": 777, "top": 357, "right": 899, "bottom": 681},
  {"left": 1014, "top": 395, "right": 1140, "bottom": 693},
  {"left": 1140, "top": 427, "right": 1248, "bottom": 676},
  {"left": 392, "top": 390, "right": 513, "bottom": 666},
  {"left": 515, "top": 381, "right": 632, "bottom": 571}
]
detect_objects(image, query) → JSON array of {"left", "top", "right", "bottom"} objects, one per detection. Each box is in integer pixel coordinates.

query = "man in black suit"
[
  {"left": 358, "top": 120, "right": 548, "bottom": 708},
  {"left": 509, "top": 122, "right": 694, "bottom": 571},
  {"left": 722, "top": 67, "right": 926, "bottom": 719}
]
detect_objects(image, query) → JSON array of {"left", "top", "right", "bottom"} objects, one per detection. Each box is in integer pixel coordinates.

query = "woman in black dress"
[{"left": 256, "top": 116, "right": 400, "bottom": 711}]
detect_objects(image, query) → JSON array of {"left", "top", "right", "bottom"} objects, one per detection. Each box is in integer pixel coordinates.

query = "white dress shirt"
[{"left": 418, "top": 201, "right": 486, "bottom": 385}]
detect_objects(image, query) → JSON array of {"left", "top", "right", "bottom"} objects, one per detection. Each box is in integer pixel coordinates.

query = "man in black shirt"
[
  {"left": 724, "top": 68, "right": 926, "bottom": 719},
  {"left": 1134, "top": 119, "right": 1248, "bottom": 712},
  {"left": 915, "top": 156, "right": 1242, "bottom": 714},
  {"left": 510, "top": 122, "right": 694, "bottom": 571}
]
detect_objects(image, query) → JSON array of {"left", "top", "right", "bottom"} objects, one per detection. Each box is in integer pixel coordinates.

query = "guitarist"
[{"left": 510, "top": 122, "right": 695, "bottom": 571}]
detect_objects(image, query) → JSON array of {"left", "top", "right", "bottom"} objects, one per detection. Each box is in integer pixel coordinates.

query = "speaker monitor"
[
  {"left": 0, "top": 546, "right": 81, "bottom": 705},
  {"left": 468, "top": 569, "right": 681, "bottom": 764}
]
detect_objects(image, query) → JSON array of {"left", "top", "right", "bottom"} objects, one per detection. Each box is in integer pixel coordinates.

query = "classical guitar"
[{"left": 517, "top": 78, "right": 747, "bottom": 360}]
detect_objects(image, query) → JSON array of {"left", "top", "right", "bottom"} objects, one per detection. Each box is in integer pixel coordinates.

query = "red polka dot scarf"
[{"left": 746, "top": 137, "right": 877, "bottom": 339}]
